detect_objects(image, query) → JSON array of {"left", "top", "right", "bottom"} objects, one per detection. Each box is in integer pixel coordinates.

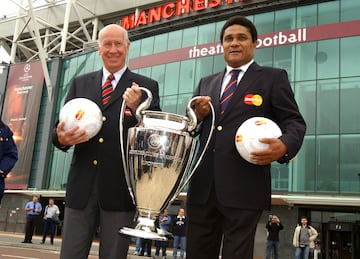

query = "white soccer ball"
[
  {"left": 235, "top": 117, "right": 282, "bottom": 164},
  {"left": 59, "top": 98, "right": 103, "bottom": 139}
]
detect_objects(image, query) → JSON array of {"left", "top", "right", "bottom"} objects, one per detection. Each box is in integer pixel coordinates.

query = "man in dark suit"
[
  {"left": 186, "top": 16, "right": 306, "bottom": 259},
  {"left": 53, "top": 24, "right": 160, "bottom": 259}
]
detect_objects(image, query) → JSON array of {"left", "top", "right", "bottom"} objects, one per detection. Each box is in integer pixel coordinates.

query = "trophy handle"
[
  {"left": 119, "top": 86, "right": 153, "bottom": 205},
  {"left": 170, "top": 97, "right": 215, "bottom": 202}
]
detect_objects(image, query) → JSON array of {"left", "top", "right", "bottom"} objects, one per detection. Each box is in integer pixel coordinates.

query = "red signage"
[
  {"left": 128, "top": 20, "right": 360, "bottom": 70},
  {"left": 121, "top": 0, "right": 248, "bottom": 30}
]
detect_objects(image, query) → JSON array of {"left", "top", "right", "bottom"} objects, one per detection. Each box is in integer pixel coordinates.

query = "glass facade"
[{"left": 47, "top": 0, "right": 360, "bottom": 195}]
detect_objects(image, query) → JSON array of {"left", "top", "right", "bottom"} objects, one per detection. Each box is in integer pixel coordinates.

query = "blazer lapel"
[
  {"left": 211, "top": 70, "right": 226, "bottom": 118},
  {"left": 92, "top": 70, "right": 103, "bottom": 108}
]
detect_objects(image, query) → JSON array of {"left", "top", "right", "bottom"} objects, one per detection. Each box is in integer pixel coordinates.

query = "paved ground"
[{"left": 0, "top": 231, "right": 146, "bottom": 258}]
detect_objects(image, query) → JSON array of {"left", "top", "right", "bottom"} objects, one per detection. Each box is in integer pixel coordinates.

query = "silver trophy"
[{"left": 119, "top": 87, "right": 214, "bottom": 241}]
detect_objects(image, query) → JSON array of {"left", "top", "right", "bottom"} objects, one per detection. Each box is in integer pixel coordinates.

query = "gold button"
[
  {"left": 99, "top": 138, "right": 104, "bottom": 143},
  {"left": 217, "top": 126, "right": 222, "bottom": 131},
  {"left": 102, "top": 116, "right": 106, "bottom": 122},
  {"left": 93, "top": 160, "right": 98, "bottom": 165}
]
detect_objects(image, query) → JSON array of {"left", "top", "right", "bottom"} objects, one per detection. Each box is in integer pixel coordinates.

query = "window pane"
[
  {"left": 164, "top": 63, "right": 180, "bottom": 95},
  {"left": 274, "top": 45, "right": 295, "bottom": 81},
  {"left": 295, "top": 42, "right": 316, "bottom": 81},
  {"left": 340, "top": 77, "right": 360, "bottom": 133},
  {"left": 296, "top": 5, "right": 317, "bottom": 27},
  {"left": 316, "top": 135, "right": 339, "bottom": 192},
  {"left": 154, "top": 33, "right": 168, "bottom": 53},
  {"left": 213, "top": 54, "right": 225, "bottom": 74},
  {"left": 317, "top": 79, "right": 339, "bottom": 134},
  {"left": 317, "top": 39, "right": 339, "bottom": 79},
  {"left": 151, "top": 64, "right": 166, "bottom": 97},
  {"left": 182, "top": 27, "right": 197, "bottom": 48},
  {"left": 295, "top": 81, "right": 316, "bottom": 135},
  {"left": 340, "top": 135, "right": 360, "bottom": 193},
  {"left": 179, "top": 60, "right": 195, "bottom": 94},
  {"left": 255, "top": 48, "right": 273, "bottom": 67},
  {"left": 254, "top": 12, "right": 274, "bottom": 35},
  {"left": 340, "top": 0, "right": 360, "bottom": 22},
  {"left": 197, "top": 23, "right": 215, "bottom": 44},
  {"left": 194, "top": 56, "right": 214, "bottom": 85},
  {"left": 275, "top": 8, "right": 296, "bottom": 31},
  {"left": 293, "top": 136, "right": 315, "bottom": 192},
  {"left": 162, "top": 95, "right": 177, "bottom": 113},
  {"left": 129, "top": 40, "right": 140, "bottom": 59},
  {"left": 168, "top": 31, "right": 183, "bottom": 51},
  {"left": 340, "top": 36, "right": 360, "bottom": 77},
  {"left": 318, "top": 1, "right": 340, "bottom": 25},
  {"left": 140, "top": 37, "right": 154, "bottom": 56},
  {"left": 177, "top": 93, "right": 192, "bottom": 114}
]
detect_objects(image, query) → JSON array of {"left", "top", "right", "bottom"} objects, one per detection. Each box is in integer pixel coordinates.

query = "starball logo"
[{"left": 75, "top": 109, "right": 85, "bottom": 120}]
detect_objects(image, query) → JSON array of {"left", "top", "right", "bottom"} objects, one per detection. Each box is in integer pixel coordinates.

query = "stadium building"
[{"left": 0, "top": 0, "right": 359, "bottom": 258}]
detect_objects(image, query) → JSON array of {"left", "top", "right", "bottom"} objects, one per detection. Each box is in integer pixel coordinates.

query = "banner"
[{"left": 2, "top": 61, "right": 44, "bottom": 189}]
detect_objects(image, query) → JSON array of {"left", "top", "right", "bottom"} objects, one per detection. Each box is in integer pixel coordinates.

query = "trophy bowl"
[{"left": 119, "top": 88, "right": 214, "bottom": 241}]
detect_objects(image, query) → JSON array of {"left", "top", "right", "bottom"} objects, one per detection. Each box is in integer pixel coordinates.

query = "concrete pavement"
[{"left": 0, "top": 231, "right": 148, "bottom": 258}]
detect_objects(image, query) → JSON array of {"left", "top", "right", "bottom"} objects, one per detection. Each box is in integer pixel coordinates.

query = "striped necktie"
[
  {"left": 102, "top": 73, "right": 114, "bottom": 105},
  {"left": 220, "top": 69, "right": 241, "bottom": 114}
]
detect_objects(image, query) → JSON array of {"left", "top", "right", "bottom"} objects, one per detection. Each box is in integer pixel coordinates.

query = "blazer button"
[
  {"left": 93, "top": 160, "right": 98, "bottom": 166},
  {"left": 217, "top": 125, "right": 223, "bottom": 131},
  {"left": 102, "top": 116, "right": 106, "bottom": 122},
  {"left": 99, "top": 138, "right": 104, "bottom": 143}
]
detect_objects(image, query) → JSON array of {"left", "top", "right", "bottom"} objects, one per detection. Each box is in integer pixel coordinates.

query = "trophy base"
[{"left": 119, "top": 227, "right": 171, "bottom": 241}]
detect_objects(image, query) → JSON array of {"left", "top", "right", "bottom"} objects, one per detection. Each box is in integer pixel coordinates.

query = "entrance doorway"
[{"left": 323, "top": 222, "right": 360, "bottom": 259}]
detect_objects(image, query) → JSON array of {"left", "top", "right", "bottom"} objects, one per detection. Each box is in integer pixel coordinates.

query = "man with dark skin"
[{"left": 186, "top": 16, "right": 306, "bottom": 259}]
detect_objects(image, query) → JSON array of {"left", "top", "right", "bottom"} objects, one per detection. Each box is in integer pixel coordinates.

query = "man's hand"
[
  {"left": 191, "top": 96, "right": 211, "bottom": 122},
  {"left": 249, "top": 138, "right": 287, "bottom": 165},
  {"left": 56, "top": 121, "right": 89, "bottom": 146},
  {"left": 123, "top": 82, "right": 142, "bottom": 112}
]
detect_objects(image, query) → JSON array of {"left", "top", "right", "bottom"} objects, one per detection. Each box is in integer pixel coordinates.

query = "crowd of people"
[{"left": 134, "top": 208, "right": 187, "bottom": 259}]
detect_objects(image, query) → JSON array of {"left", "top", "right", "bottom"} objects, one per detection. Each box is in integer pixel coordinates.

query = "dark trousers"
[
  {"left": 155, "top": 240, "right": 168, "bottom": 256},
  {"left": 186, "top": 188, "right": 262, "bottom": 259},
  {"left": 42, "top": 218, "right": 56, "bottom": 243},
  {"left": 24, "top": 215, "right": 39, "bottom": 242},
  {"left": 140, "top": 239, "right": 152, "bottom": 256}
]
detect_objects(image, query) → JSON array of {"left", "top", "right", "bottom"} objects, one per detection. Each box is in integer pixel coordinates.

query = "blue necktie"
[{"left": 220, "top": 69, "right": 241, "bottom": 114}]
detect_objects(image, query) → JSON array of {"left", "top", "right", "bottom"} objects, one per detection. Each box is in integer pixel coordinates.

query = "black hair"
[{"left": 220, "top": 16, "right": 258, "bottom": 43}]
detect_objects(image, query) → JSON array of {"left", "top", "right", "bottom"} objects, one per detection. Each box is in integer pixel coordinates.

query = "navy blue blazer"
[
  {"left": 53, "top": 68, "right": 160, "bottom": 211},
  {"left": 0, "top": 120, "right": 18, "bottom": 178},
  {"left": 187, "top": 62, "right": 306, "bottom": 210}
]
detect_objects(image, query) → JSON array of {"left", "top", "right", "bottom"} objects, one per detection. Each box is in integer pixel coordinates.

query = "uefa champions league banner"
[{"left": 2, "top": 61, "right": 44, "bottom": 189}]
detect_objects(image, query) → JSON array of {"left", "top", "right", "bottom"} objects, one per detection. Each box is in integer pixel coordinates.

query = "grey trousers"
[{"left": 60, "top": 195, "right": 135, "bottom": 259}]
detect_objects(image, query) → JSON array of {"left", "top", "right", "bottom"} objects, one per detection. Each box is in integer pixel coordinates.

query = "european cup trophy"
[{"left": 119, "top": 87, "right": 214, "bottom": 240}]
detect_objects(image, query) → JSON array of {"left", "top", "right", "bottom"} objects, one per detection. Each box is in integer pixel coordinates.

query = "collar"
[
  {"left": 102, "top": 66, "right": 127, "bottom": 84},
  {"left": 225, "top": 59, "right": 254, "bottom": 76}
]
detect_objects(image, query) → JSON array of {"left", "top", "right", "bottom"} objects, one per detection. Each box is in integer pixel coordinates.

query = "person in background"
[
  {"left": 0, "top": 119, "right": 18, "bottom": 206},
  {"left": 187, "top": 16, "right": 306, "bottom": 259},
  {"left": 52, "top": 24, "right": 160, "bottom": 259},
  {"left": 41, "top": 198, "right": 60, "bottom": 245},
  {"left": 293, "top": 216, "right": 318, "bottom": 259},
  {"left": 22, "top": 195, "right": 42, "bottom": 243},
  {"left": 172, "top": 208, "right": 186, "bottom": 259},
  {"left": 265, "top": 215, "right": 284, "bottom": 259},
  {"left": 155, "top": 209, "right": 172, "bottom": 258}
]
